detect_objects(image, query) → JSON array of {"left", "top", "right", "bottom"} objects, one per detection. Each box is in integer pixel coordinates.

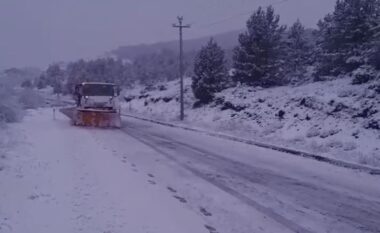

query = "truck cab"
[{"left": 74, "top": 82, "right": 120, "bottom": 111}]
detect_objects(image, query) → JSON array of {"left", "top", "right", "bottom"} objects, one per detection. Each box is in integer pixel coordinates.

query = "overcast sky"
[{"left": 0, "top": 0, "right": 336, "bottom": 69}]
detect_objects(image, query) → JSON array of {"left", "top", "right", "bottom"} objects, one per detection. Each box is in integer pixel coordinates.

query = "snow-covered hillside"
[{"left": 123, "top": 78, "right": 380, "bottom": 167}]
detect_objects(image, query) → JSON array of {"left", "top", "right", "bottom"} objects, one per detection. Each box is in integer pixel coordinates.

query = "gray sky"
[{"left": 0, "top": 0, "right": 336, "bottom": 69}]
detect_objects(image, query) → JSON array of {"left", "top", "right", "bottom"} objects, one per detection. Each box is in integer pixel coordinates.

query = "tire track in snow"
[
  {"left": 121, "top": 122, "right": 380, "bottom": 233},
  {"left": 166, "top": 137, "right": 380, "bottom": 233},
  {"left": 121, "top": 125, "right": 315, "bottom": 233}
]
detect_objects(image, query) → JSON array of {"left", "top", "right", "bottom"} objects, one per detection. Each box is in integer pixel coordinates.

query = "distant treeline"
[
  {"left": 35, "top": 49, "right": 195, "bottom": 94},
  {"left": 35, "top": 0, "right": 379, "bottom": 97}
]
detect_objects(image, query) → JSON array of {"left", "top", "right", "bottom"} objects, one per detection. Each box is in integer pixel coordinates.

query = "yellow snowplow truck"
[{"left": 68, "top": 82, "right": 121, "bottom": 128}]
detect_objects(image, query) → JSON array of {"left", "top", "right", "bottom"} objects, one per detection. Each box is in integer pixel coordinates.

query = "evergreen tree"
[
  {"left": 21, "top": 79, "right": 33, "bottom": 89},
  {"left": 285, "top": 19, "right": 313, "bottom": 83},
  {"left": 316, "top": 0, "right": 380, "bottom": 76},
  {"left": 133, "top": 55, "right": 156, "bottom": 85},
  {"left": 65, "top": 59, "right": 87, "bottom": 93},
  {"left": 64, "top": 58, "right": 131, "bottom": 93},
  {"left": 46, "top": 64, "right": 64, "bottom": 94},
  {"left": 370, "top": 40, "right": 380, "bottom": 70},
  {"left": 368, "top": 2, "right": 380, "bottom": 70},
  {"left": 36, "top": 73, "right": 47, "bottom": 89},
  {"left": 192, "top": 38, "right": 229, "bottom": 104},
  {"left": 233, "top": 6, "right": 286, "bottom": 87},
  {"left": 132, "top": 49, "right": 184, "bottom": 85}
]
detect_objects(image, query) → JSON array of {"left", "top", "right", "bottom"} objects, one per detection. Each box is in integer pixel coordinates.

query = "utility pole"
[{"left": 173, "top": 16, "right": 190, "bottom": 121}]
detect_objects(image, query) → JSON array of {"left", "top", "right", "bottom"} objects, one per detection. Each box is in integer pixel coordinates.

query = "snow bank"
[{"left": 123, "top": 78, "right": 380, "bottom": 167}]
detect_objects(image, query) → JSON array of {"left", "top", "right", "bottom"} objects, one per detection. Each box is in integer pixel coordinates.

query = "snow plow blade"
[{"left": 60, "top": 107, "right": 121, "bottom": 128}]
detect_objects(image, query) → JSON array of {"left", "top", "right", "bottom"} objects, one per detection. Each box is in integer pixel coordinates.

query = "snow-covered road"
[
  {"left": 119, "top": 116, "right": 380, "bottom": 233},
  {"left": 1, "top": 108, "right": 380, "bottom": 233},
  {"left": 0, "top": 109, "right": 207, "bottom": 233}
]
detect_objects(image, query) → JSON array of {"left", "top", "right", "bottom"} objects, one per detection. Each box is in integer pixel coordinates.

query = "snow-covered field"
[{"left": 123, "top": 78, "right": 380, "bottom": 167}]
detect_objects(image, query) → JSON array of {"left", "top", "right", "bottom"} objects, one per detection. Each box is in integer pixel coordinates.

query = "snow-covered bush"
[
  {"left": 352, "top": 65, "right": 378, "bottom": 85},
  {"left": 299, "top": 96, "right": 324, "bottom": 111},
  {"left": 21, "top": 79, "right": 33, "bottom": 88},
  {"left": 306, "top": 127, "right": 320, "bottom": 138},
  {"left": 261, "top": 121, "right": 284, "bottom": 136},
  {"left": 369, "top": 43, "right": 380, "bottom": 70},
  {"left": 18, "top": 88, "right": 44, "bottom": 109},
  {"left": 337, "top": 88, "right": 356, "bottom": 98},
  {"left": 358, "top": 152, "right": 380, "bottom": 166},
  {"left": 343, "top": 141, "right": 357, "bottom": 151},
  {"left": 0, "top": 84, "right": 43, "bottom": 124},
  {"left": 320, "top": 129, "right": 340, "bottom": 139},
  {"left": 0, "top": 85, "right": 23, "bottom": 123},
  {"left": 309, "top": 141, "right": 330, "bottom": 154},
  {"left": 326, "top": 139, "right": 344, "bottom": 149}
]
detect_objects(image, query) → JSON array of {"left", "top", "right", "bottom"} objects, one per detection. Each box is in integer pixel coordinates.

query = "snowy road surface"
[{"left": 1, "top": 108, "right": 380, "bottom": 233}]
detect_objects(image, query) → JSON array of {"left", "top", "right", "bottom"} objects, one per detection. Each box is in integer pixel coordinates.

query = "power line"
[
  {"left": 193, "top": 0, "right": 291, "bottom": 29},
  {"left": 186, "top": 0, "right": 261, "bottom": 26}
]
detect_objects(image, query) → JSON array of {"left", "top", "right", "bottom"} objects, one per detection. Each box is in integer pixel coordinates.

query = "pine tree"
[
  {"left": 65, "top": 59, "right": 87, "bottom": 93},
  {"left": 46, "top": 64, "right": 64, "bottom": 94},
  {"left": 316, "top": 0, "right": 380, "bottom": 76},
  {"left": 233, "top": 6, "right": 286, "bottom": 87},
  {"left": 21, "top": 79, "right": 33, "bottom": 89},
  {"left": 36, "top": 73, "right": 47, "bottom": 89},
  {"left": 368, "top": 2, "right": 380, "bottom": 70},
  {"left": 370, "top": 38, "right": 380, "bottom": 70},
  {"left": 285, "top": 19, "right": 312, "bottom": 83},
  {"left": 131, "top": 49, "right": 184, "bottom": 84},
  {"left": 192, "top": 38, "right": 229, "bottom": 104},
  {"left": 64, "top": 58, "right": 132, "bottom": 93}
]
